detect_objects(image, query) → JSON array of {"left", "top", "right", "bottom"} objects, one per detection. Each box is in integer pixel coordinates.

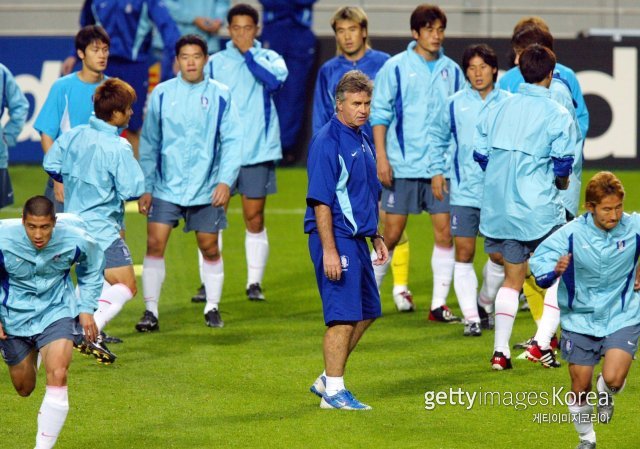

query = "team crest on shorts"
[
  {"left": 451, "top": 214, "right": 458, "bottom": 229},
  {"left": 387, "top": 193, "right": 395, "bottom": 208},
  {"left": 565, "top": 339, "right": 573, "bottom": 352},
  {"left": 340, "top": 255, "right": 349, "bottom": 270}
]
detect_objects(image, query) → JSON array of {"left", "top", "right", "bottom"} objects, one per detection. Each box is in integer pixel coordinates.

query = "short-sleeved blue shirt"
[
  {"left": 34, "top": 72, "right": 103, "bottom": 139},
  {"left": 304, "top": 115, "right": 381, "bottom": 239}
]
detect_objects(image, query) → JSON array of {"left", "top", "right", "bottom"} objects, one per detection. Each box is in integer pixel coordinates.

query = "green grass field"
[{"left": 1, "top": 166, "right": 640, "bottom": 449}]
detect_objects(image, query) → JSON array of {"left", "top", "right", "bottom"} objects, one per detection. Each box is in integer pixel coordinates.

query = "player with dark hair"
[
  {"left": 370, "top": 4, "right": 463, "bottom": 320},
  {"left": 35, "top": 25, "right": 111, "bottom": 212},
  {"left": 429, "top": 43, "right": 510, "bottom": 335},
  {"left": 530, "top": 171, "right": 640, "bottom": 449},
  {"left": 206, "top": 3, "right": 288, "bottom": 302},
  {"left": 137, "top": 34, "right": 242, "bottom": 330},
  {"left": 0, "top": 196, "right": 104, "bottom": 449},
  {"left": 473, "top": 44, "right": 576, "bottom": 370},
  {"left": 43, "top": 78, "right": 145, "bottom": 362},
  {"left": 61, "top": 0, "right": 181, "bottom": 156},
  {"left": 306, "top": 70, "right": 388, "bottom": 410}
]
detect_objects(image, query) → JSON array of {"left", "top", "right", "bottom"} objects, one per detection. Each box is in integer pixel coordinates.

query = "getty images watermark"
[{"left": 424, "top": 387, "right": 607, "bottom": 423}]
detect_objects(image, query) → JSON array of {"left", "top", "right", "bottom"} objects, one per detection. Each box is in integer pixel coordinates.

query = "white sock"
[
  {"left": 372, "top": 249, "right": 392, "bottom": 289},
  {"left": 392, "top": 285, "right": 408, "bottom": 295},
  {"left": 454, "top": 262, "right": 480, "bottom": 323},
  {"left": 325, "top": 376, "right": 345, "bottom": 396},
  {"left": 246, "top": 229, "right": 269, "bottom": 287},
  {"left": 198, "top": 250, "right": 204, "bottom": 285},
  {"left": 597, "top": 373, "right": 626, "bottom": 395},
  {"left": 478, "top": 259, "right": 504, "bottom": 313},
  {"left": 35, "top": 386, "right": 69, "bottom": 449},
  {"left": 493, "top": 287, "right": 520, "bottom": 358},
  {"left": 203, "top": 257, "right": 224, "bottom": 314},
  {"left": 142, "top": 256, "right": 165, "bottom": 317},
  {"left": 568, "top": 403, "right": 596, "bottom": 443},
  {"left": 534, "top": 280, "right": 560, "bottom": 349},
  {"left": 94, "top": 283, "right": 134, "bottom": 332},
  {"left": 431, "top": 245, "right": 454, "bottom": 310}
]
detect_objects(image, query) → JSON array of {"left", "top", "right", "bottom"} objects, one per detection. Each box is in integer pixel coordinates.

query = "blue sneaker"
[
  {"left": 320, "top": 389, "right": 372, "bottom": 410},
  {"left": 310, "top": 375, "right": 326, "bottom": 398}
]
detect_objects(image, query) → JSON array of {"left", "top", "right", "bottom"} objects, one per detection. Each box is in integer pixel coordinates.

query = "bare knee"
[
  {"left": 146, "top": 235, "right": 165, "bottom": 257},
  {"left": 16, "top": 384, "right": 36, "bottom": 397},
  {"left": 245, "top": 213, "right": 264, "bottom": 233},
  {"left": 47, "top": 367, "right": 68, "bottom": 387}
]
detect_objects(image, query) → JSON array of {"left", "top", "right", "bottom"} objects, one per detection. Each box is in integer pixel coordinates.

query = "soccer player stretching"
[{"left": 530, "top": 172, "right": 640, "bottom": 449}]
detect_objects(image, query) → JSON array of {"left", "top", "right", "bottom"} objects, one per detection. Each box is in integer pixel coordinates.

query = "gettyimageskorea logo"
[{"left": 423, "top": 387, "right": 610, "bottom": 423}]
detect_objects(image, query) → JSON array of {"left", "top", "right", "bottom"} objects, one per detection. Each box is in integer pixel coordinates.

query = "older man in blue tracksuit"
[
  {"left": 0, "top": 199, "right": 104, "bottom": 449},
  {"left": 305, "top": 70, "right": 388, "bottom": 411},
  {"left": 473, "top": 44, "right": 576, "bottom": 371},
  {"left": 0, "top": 63, "right": 28, "bottom": 209},
  {"left": 137, "top": 35, "right": 242, "bottom": 331},
  {"left": 259, "top": 0, "right": 316, "bottom": 159},
  {"left": 43, "top": 78, "right": 145, "bottom": 362},
  {"left": 207, "top": 4, "right": 288, "bottom": 302},
  {"left": 530, "top": 171, "right": 640, "bottom": 449},
  {"left": 429, "top": 44, "right": 511, "bottom": 336},
  {"left": 370, "top": 5, "right": 463, "bottom": 322}
]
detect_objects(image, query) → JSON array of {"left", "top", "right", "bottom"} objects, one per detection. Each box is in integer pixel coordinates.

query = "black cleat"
[
  {"left": 246, "top": 283, "right": 265, "bottom": 301},
  {"left": 205, "top": 309, "right": 224, "bottom": 328},
  {"left": 86, "top": 336, "right": 117, "bottom": 364},
  {"left": 191, "top": 284, "right": 206, "bottom": 303},
  {"left": 100, "top": 331, "right": 123, "bottom": 344},
  {"left": 135, "top": 310, "right": 159, "bottom": 332}
]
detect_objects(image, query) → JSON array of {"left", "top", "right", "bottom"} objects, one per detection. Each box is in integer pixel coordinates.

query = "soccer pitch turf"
[{"left": 1, "top": 166, "right": 640, "bottom": 449}]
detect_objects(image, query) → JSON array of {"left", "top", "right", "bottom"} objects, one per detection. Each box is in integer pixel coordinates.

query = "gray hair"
[{"left": 335, "top": 70, "right": 373, "bottom": 107}]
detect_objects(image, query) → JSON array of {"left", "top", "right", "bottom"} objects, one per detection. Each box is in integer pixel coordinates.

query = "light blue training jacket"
[
  {"left": 43, "top": 116, "right": 145, "bottom": 251},
  {"left": 548, "top": 79, "right": 584, "bottom": 217},
  {"left": 207, "top": 40, "right": 288, "bottom": 166},
  {"left": 370, "top": 42, "right": 463, "bottom": 179},
  {"left": 530, "top": 212, "right": 640, "bottom": 337},
  {"left": 498, "top": 63, "right": 589, "bottom": 139},
  {"left": 140, "top": 74, "right": 242, "bottom": 206},
  {"left": 430, "top": 85, "right": 511, "bottom": 209},
  {"left": 0, "top": 216, "right": 104, "bottom": 336},
  {"left": 474, "top": 83, "right": 576, "bottom": 241},
  {"left": 0, "top": 64, "right": 29, "bottom": 169}
]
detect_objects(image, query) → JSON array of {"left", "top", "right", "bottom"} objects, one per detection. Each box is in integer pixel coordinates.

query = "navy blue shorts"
[
  {"left": 233, "top": 161, "right": 277, "bottom": 199},
  {"left": 381, "top": 178, "right": 450, "bottom": 215},
  {"left": 104, "top": 238, "right": 133, "bottom": 269},
  {"left": 105, "top": 57, "right": 149, "bottom": 131},
  {"left": 44, "top": 178, "right": 64, "bottom": 213},
  {"left": 450, "top": 205, "right": 480, "bottom": 238},
  {"left": 148, "top": 197, "right": 227, "bottom": 234},
  {"left": 484, "top": 225, "right": 562, "bottom": 264},
  {"left": 308, "top": 233, "right": 382, "bottom": 326},
  {"left": 0, "top": 317, "right": 75, "bottom": 366},
  {"left": 561, "top": 324, "right": 640, "bottom": 366}
]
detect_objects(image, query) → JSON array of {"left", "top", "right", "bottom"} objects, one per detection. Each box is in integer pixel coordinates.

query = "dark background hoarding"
[{"left": 1, "top": 35, "right": 639, "bottom": 169}]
